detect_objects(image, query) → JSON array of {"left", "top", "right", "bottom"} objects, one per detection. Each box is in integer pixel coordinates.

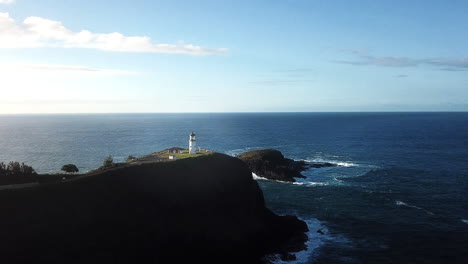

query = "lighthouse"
[{"left": 189, "top": 132, "right": 196, "bottom": 154}]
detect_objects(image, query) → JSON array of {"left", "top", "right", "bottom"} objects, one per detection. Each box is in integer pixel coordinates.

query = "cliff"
[
  {"left": 237, "top": 149, "right": 335, "bottom": 182},
  {"left": 0, "top": 153, "right": 308, "bottom": 264}
]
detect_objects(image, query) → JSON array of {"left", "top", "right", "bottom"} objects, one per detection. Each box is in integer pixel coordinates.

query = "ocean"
[{"left": 0, "top": 112, "right": 467, "bottom": 263}]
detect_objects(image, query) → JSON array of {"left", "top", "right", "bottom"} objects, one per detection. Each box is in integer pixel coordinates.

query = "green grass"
[{"left": 158, "top": 149, "right": 211, "bottom": 160}]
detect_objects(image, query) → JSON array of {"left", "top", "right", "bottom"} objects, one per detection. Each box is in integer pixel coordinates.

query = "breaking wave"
[
  {"left": 225, "top": 147, "right": 263, "bottom": 157},
  {"left": 252, "top": 172, "right": 268, "bottom": 180},
  {"left": 292, "top": 181, "right": 328, "bottom": 187},
  {"left": 395, "top": 200, "right": 434, "bottom": 216},
  {"left": 268, "top": 218, "right": 330, "bottom": 264},
  {"left": 301, "top": 158, "right": 358, "bottom": 168},
  {"left": 252, "top": 173, "right": 328, "bottom": 187}
]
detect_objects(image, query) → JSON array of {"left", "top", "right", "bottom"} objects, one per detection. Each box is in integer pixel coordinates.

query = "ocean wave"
[
  {"left": 252, "top": 172, "right": 268, "bottom": 180},
  {"left": 301, "top": 158, "right": 358, "bottom": 167},
  {"left": 268, "top": 218, "right": 329, "bottom": 264},
  {"left": 269, "top": 218, "right": 354, "bottom": 264},
  {"left": 292, "top": 181, "right": 328, "bottom": 186},
  {"left": 252, "top": 173, "right": 327, "bottom": 186},
  {"left": 461, "top": 219, "right": 468, "bottom": 225},
  {"left": 225, "top": 147, "right": 263, "bottom": 157},
  {"left": 395, "top": 200, "right": 434, "bottom": 216},
  {"left": 332, "top": 177, "right": 344, "bottom": 183}
]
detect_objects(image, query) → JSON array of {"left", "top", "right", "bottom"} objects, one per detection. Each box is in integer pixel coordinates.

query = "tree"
[
  {"left": 8, "top": 161, "right": 21, "bottom": 175},
  {"left": 0, "top": 162, "right": 6, "bottom": 176},
  {"left": 0, "top": 161, "right": 36, "bottom": 177},
  {"left": 103, "top": 155, "right": 114, "bottom": 168},
  {"left": 61, "top": 164, "right": 79, "bottom": 174},
  {"left": 20, "top": 163, "right": 36, "bottom": 176},
  {"left": 126, "top": 155, "right": 136, "bottom": 163}
]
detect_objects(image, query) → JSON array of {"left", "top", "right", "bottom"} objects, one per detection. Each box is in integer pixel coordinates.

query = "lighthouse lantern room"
[{"left": 189, "top": 132, "right": 196, "bottom": 154}]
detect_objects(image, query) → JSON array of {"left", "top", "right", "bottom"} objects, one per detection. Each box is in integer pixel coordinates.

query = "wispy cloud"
[
  {"left": 0, "top": 99, "right": 139, "bottom": 105},
  {"left": 0, "top": 0, "right": 15, "bottom": 4},
  {"left": 274, "top": 68, "right": 314, "bottom": 73},
  {"left": 0, "top": 62, "right": 136, "bottom": 75},
  {"left": 439, "top": 68, "right": 467, "bottom": 72},
  {"left": 250, "top": 79, "right": 314, "bottom": 86},
  {"left": 0, "top": 12, "right": 226, "bottom": 55},
  {"left": 335, "top": 51, "right": 468, "bottom": 70},
  {"left": 335, "top": 56, "right": 418, "bottom": 67}
]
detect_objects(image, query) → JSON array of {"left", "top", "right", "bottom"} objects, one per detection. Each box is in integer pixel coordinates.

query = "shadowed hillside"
[{"left": 0, "top": 153, "right": 307, "bottom": 264}]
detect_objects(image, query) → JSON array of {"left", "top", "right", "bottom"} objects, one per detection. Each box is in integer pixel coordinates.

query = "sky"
[{"left": 0, "top": 0, "right": 467, "bottom": 113}]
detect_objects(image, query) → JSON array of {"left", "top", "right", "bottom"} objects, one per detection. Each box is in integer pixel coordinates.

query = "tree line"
[
  {"left": 0, "top": 162, "right": 37, "bottom": 177},
  {"left": 0, "top": 154, "right": 137, "bottom": 180}
]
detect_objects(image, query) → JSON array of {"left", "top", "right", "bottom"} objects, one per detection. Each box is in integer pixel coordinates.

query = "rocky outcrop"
[
  {"left": 0, "top": 153, "right": 308, "bottom": 264},
  {"left": 237, "top": 149, "right": 336, "bottom": 182}
]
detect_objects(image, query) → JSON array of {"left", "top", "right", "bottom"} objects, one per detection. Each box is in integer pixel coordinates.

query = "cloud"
[
  {"left": 0, "top": 12, "right": 226, "bottom": 55},
  {"left": 439, "top": 68, "right": 467, "bottom": 72},
  {"left": 274, "top": 68, "right": 314, "bottom": 73},
  {"left": 335, "top": 52, "right": 468, "bottom": 70},
  {"left": 395, "top": 74, "right": 408, "bottom": 78},
  {"left": 335, "top": 56, "right": 419, "bottom": 67},
  {"left": 250, "top": 79, "right": 314, "bottom": 86},
  {"left": 0, "top": 0, "right": 15, "bottom": 4},
  {"left": 423, "top": 58, "right": 468, "bottom": 69},
  {"left": 0, "top": 99, "right": 138, "bottom": 105},
  {"left": 0, "top": 62, "right": 136, "bottom": 75}
]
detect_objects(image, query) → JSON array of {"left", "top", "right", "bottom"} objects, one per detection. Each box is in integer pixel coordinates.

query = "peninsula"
[
  {"left": 0, "top": 149, "right": 308, "bottom": 263},
  {"left": 237, "top": 149, "right": 336, "bottom": 182}
]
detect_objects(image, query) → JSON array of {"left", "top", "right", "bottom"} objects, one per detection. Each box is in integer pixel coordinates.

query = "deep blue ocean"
[{"left": 0, "top": 113, "right": 467, "bottom": 263}]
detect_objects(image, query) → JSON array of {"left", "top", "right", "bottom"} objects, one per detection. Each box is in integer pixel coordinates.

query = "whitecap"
[
  {"left": 269, "top": 218, "right": 353, "bottom": 264},
  {"left": 395, "top": 200, "right": 434, "bottom": 216},
  {"left": 252, "top": 173, "right": 327, "bottom": 187},
  {"left": 461, "top": 219, "right": 468, "bottom": 225},
  {"left": 225, "top": 147, "right": 263, "bottom": 157},
  {"left": 332, "top": 177, "right": 343, "bottom": 183},
  {"left": 301, "top": 158, "right": 358, "bottom": 168},
  {"left": 268, "top": 218, "right": 329, "bottom": 264},
  {"left": 292, "top": 181, "right": 328, "bottom": 187},
  {"left": 252, "top": 172, "right": 268, "bottom": 180}
]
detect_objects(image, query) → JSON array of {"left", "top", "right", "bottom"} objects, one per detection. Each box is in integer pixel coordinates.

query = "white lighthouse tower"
[{"left": 189, "top": 132, "right": 196, "bottom": 154}]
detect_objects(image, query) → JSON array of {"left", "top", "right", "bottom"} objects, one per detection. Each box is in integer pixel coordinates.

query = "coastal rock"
[
  {"left": 237, "top": 149, "right": 336, "bottom": 182},
  {"left": 0, "top": 153, "right": 308, "bottom": 264}
]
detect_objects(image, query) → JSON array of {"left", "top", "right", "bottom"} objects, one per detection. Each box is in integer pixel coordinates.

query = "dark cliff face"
[
  {"left": 237, "top": 149, "right": 307, "bottom": 182},
  {"left": 0, "top": 153, "right": 307, "bottom": 264}
]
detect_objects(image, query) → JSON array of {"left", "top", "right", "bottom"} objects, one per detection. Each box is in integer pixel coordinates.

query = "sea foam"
[
  {"left": 269, "top": 218, "right": 329, "bottom": 264},
  {"left": 395, "top": 200, "right": 434, "bottom": 215},
  {"left": 302, "top": 158, "right": 357, "bottom": 167},
  {"left": 252, "top": 173, "right": 327, "bottom": 186}
]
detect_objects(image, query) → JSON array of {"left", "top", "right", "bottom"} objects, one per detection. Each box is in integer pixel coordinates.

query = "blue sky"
[{"left": 0, "top": 0, "right": 467, "bottom": 113}]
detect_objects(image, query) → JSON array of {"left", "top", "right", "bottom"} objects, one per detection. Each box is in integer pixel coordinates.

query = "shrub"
[
  {"left": 61, "top": 164, "right": 79, "bottom": 173},
  {"left": 126, "top": 155, "right": 136, "bottom": 163},
  {"left": 0, "top": 161, "right": 37, "bottom": 177},
  {"left": 103, "top": 155, "right": 114, "bottom": 168},
  {"left": 0, "top": 162, "right": 6, "bottom": 176}
]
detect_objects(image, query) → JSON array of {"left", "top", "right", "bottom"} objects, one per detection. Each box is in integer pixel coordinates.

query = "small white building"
[
  {"left": 168, "top": 155, "right": 177, "bottom": 160},
  {"left": 189, "top": 132, "right": 196, "bottom": 154},
  {"left": 168, "top": 147, "right": 185, "bottom": 154}
]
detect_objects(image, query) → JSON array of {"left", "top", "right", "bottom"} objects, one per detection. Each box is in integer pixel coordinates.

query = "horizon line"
[{"left": 0, "top": 111, "right": 467, "bottom": 115}]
